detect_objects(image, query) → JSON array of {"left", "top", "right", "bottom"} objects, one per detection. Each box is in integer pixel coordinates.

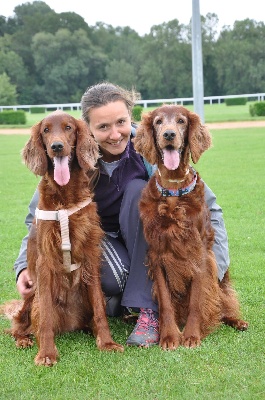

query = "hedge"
[
  {"left": 0, "top": 110, "right": 26, "bottom": 124},
  {"left": 132, "top": 105, "right": 143, "bottom": 121},
  {"left": 225, "top": 97, "right": 248, "bottom": 106},
  {"left": 249, "top": 101, "right": 265, "bottom": 116}
]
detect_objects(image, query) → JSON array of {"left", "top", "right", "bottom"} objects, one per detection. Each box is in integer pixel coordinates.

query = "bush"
[
  {"left": 132, "top": 105, "right": 143, "bottom": 121},
  {"left": 0, "top": 110, "right": 26, "bottom": 124},
  {"left": 30, "top": 107, "right": 46, "bottom": 113},
  {"left": 249, "top": 101, "right": 265, "bottom": 116},
  {"left": 225, "top": 97, "right": 248, "bottom": 106}
]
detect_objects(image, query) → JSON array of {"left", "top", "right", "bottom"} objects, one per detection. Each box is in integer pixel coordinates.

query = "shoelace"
[{"left": 137, "top": 309, "right": 159, "bottom": 332}]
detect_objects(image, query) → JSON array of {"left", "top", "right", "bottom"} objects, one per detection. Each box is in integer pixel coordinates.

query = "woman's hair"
[{"left": 81, "top": 81, "right": 141, "bottom": 124}]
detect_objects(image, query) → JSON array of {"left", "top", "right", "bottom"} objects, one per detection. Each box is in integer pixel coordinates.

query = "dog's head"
[
  {"left": 22, "top": 110, "right": 99, "bottom": 185},
  {"left": 133, "top": 105, "right": 212, "bottom": 169}
]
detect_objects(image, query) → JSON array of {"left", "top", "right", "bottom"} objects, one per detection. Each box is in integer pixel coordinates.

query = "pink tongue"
[
  {"left": 54, "top": 156, "right": 70, "bottom": 186},
  {"left": 162, "top": 149, "right": 180, "bottom": 170}
]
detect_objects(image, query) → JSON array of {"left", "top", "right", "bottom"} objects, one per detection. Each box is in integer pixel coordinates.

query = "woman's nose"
[{"left": 109, "top": 127, "right": 121, "bottom": 139}]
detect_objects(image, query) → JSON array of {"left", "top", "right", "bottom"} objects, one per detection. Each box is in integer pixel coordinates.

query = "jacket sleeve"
[
  {"left": 203, "top": 181, "right": 230, "bottom": 281},
  {"left": 13, "top": 187, "right": 39, "bottom": 281}
]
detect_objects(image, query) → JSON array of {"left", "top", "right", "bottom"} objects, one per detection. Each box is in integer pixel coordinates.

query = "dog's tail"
[{"left": 0, "top": 299, "right": 24, "bottom": 320}]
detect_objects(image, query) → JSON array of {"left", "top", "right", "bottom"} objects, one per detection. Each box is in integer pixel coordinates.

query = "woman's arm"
[
  {"left": 14, "top": 188, "right": 39, "bottom": 296},
  {"left": 203, "top": 181, "right": 230, "bottom": 281}
]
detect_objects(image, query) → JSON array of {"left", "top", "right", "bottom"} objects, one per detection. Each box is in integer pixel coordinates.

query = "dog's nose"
[
  {"left": 51, "top": 141, "right": 64, "bottom": 152},
  {"left": 163, "top": 130, "right": 176, "bottom": 141}
]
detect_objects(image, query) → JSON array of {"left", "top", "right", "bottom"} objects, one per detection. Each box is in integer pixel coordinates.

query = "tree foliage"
[
  {"left": 0, "top": 72, "right": 17, "bottom": 105},
  {"left": 0, "top": 1, "right": 264, "bottom": 105}
]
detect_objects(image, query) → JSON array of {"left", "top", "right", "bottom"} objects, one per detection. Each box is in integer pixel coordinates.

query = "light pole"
[{"left": 192, "top": 0, "right": 204, "bottom": 122}]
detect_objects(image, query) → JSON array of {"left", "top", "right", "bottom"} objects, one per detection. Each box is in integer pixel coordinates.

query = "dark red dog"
[
  {"left": 3, "top": 111, "right": 123, "bottom": 365},
  {"left": 133, "top": 105, "right": 248, "bottom": 350}
]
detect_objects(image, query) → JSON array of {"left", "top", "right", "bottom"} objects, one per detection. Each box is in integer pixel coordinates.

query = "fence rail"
[{"left": 0, "top": 93, "right": 264, "bottom": 112}]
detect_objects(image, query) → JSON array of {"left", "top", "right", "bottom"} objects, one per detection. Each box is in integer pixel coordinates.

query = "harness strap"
[{"left": 35, "top": 198, "right": 92, "bottom": 273}]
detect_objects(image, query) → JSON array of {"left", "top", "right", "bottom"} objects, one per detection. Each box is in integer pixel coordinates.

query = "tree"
[
  {"left": 138, "top": 20, "right": 192, "bottom": 99},
  {"left": 0, "top": 72, "right": 17, "bottom": 105},
  {"left": 214, "top": 19, "right": 265, "bottom": 94},
  {"left": 106, "top": 59, "right": 136, "bottom": 89},
  {"left": 0, "top": 35, "right": 30, "bottom": 103},
  {"left": 31, "top": 28, "right": 107, "bottom": 103}
]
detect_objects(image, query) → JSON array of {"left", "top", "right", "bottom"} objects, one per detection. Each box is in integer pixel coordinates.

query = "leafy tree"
[
  {"left": 0, "top": 1, "right": 264, "bottom": 102},
  {"left": 214, "top": 19, "right": 265, "bottom": 94},
  {"left": 0, "top": 35, "right": 30, "bottom": 103},
  {"left": 138, "top": 20, "right": 192, "bottom": 98},
  {"left": 105, "top": 59, "right": 136, "bottom": 89},
  {"left": 0, "top": 72, "right": 17, "bottom": 105},
  {"left": 200, "top": 13, "right": 222, "bottom": 96},
  {"left": 31, "top": 28, "right": 107, "bottom": 103}
]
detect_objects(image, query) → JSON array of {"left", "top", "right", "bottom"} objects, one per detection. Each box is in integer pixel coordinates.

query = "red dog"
[
  {"left": 3, "top": 111, "right": 123, "bottom": 365},
  {"left": 133, "top": 105, "right": 248, "bottom": 350}
]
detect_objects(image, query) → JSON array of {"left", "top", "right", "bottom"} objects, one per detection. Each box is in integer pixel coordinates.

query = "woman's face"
[{"left": 88, "top": 100, "right": 132, "bottom": 162}]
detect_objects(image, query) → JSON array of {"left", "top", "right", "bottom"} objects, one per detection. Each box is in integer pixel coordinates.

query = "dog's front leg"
[
  {"left": 154, "top": 265, "right": 182, "bottom": 350},
  {"left": 33, "top": 256, "right": 59, "bottom": 366},
  {"left": 88, "top": 271, "right": 124, "bottom": 352}
]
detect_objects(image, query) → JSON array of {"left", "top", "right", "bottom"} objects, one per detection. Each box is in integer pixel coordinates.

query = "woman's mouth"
[{"left": 108, "top": 139, "right": 122, "bottom": 147}]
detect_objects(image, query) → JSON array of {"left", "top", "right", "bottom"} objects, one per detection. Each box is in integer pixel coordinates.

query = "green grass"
[
  {"left": 0, "top": 128, "right": 264, "bottom": 399},
  {"left": 1, "top": 101, "right": 265, "bottom": 128}
]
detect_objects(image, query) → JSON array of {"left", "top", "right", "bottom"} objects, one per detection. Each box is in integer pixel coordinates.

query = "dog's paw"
[
  {"left": 15, "top": 336, "right": 34, "bottom": 348},
  {"left": 98, "top": 341, "right": 124, "bottom": 352},
  {"left": 222, "top": 316, "right": 249, "bottom": 331},
  {"left": 182, "top": 335, "right": 201, "bottom": 348},
  {"left": 34, "top": 351, "right": 58, "bottom": 367},
  {"left": 159, "top": 334, "right": 182, "bottom": 350}
]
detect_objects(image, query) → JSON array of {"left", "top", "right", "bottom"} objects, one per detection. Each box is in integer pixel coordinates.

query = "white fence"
[{"left": 0, "top": 93, "right": 264, "bottom": 112}]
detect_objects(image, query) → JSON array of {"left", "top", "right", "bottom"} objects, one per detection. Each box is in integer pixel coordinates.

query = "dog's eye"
[
  {"left": 65, "top": 125, "right": 72, "bottom": 131},
  {"left": 43, "top": 128, "right": 49, "bottom": 133},
  {"left": 156, "top": 119, "right": 163, "bottom": 125},
  {"left": 178, "top": 119, "right": 184, "bottom": 124}
]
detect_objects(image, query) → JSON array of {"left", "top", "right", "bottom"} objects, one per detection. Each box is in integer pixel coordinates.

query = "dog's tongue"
[
  {"left": 162, "top": 149, "right": 180, "bottom": 170},
  {"left": 54, "top": 156, "right": 70, "bottom": 186}
]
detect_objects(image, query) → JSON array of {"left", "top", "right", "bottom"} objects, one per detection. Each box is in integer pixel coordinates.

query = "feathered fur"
[
  {"left": 2, "top": 111, "right": 123, "bottom": 365},
  {"left": 133, "top": 105, "right": 248, "bottom": 350}
]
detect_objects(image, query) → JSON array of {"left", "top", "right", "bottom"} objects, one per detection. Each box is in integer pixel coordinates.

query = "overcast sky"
[{"left": 1, "top": 0, "right": 264, "bottom": 36}]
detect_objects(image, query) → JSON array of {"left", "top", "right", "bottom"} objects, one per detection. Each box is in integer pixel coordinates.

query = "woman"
[{"left": 14, "top": 82, "right": 230, "bottom": 347}]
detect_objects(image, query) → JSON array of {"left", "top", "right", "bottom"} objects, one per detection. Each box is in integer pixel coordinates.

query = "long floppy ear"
[
  {"left": 76, "top": 119, "right": 99, "bottom": 170},
  {"left": 21, "top": 122, "right": 48, "bottom": 175},
  {"left": 188, "top": 111, "right": 212, "bottom": 163},
  {"left": 133, "top": 112, "right": 158, "bottom": 165}
]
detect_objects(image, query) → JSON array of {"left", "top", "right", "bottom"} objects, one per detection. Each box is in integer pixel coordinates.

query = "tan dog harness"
[{"left": 35, "top": 198, "right": 92, "bottom": 273}]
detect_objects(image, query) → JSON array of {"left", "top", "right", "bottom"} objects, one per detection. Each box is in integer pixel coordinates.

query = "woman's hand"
[{"left": 16, "top": 269, "right": 33, "bottom": 298}]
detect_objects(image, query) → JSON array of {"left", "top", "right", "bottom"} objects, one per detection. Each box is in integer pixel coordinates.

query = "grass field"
[{"left": 0, "top": 127, "right": 264, "bottom": 399}]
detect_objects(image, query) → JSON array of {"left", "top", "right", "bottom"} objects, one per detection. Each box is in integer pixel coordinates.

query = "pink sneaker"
[{"left": 126, "top": 308, "right": 159, "bottom": 347}]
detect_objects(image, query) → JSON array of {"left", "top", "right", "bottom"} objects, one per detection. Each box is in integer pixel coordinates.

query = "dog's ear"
[
  {"left": 22, "top": 122, "right": 48, "bottom": 176},
  {"left": 133, "top": 112, "right": 158, "bottom": 165},
  {"left": 188, "top": 112, "right": 212, "bottom": 163},
  {"left": 76, "top": 119, "right": 99, "bottom": 170}
]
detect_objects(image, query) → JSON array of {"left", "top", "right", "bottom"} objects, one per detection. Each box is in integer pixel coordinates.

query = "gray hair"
[{"left": 81, "top": 82, "right": 141, "bottom": 124}]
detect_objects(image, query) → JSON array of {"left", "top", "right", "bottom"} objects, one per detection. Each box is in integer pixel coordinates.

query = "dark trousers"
[{"left": 100, "top": 179, "right": 158, "bottom": 315}]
